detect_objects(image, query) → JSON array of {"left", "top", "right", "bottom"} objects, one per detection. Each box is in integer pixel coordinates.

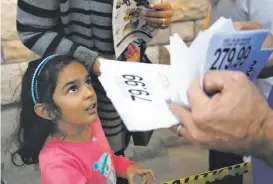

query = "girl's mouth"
[{"left": 85, "top": 103, "right": 97, "bottom": 113}]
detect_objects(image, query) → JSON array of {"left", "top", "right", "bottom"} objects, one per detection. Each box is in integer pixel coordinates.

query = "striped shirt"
[{"left": 17, "top": 0, "right": 129, "bottom": 152}]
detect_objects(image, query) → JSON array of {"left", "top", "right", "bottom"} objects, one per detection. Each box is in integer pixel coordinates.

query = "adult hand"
[
  {"left": 143, "top": 2, "right": 172, "bottom": 29},
  {"left": 170, "top": 71, "right": 272, "bottom": 158},
  {"left": 233, "top": 21, "right": 273, "bottom": 68},
  {"left": 233, "top": 21, "right": 264, "bottom": 30},
  {"left": 92, "top": 56, "right": 104, "bottom": 76}
]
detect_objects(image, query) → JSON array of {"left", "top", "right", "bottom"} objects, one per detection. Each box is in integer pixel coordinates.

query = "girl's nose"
[{"left": 84, "top": 86, "right": 95, "bottom": 99}]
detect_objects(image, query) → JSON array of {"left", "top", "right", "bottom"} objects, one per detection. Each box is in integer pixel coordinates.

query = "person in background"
[{"left": 205, "top": 1, "right": 273, "bottom": 183}]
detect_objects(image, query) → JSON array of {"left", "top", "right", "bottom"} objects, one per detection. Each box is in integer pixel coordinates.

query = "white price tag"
[
  {"left": 98, "top": 60, "right": 179, "bottom": 131},
  {"left": 202, "top": 30, "right": 272, "bottom": 80}
]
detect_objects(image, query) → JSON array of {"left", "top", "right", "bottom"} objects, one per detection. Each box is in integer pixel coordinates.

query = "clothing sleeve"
[
  {"left": 247, "top": 0, "right": 273, "bottom": 34},
  {"left": 247, "top": 0, "right": 273, "bottom": 73},
  {"left": 41, "top": 157, "right": 88, "bottom": 184},
  {"left": 16, "top": 0, "right": 98, "bottom": 69},
  {"left": 110, "top": 152, "right": 134, "bottom": 178}
]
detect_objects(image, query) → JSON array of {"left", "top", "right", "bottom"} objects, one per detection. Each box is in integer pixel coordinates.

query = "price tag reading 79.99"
[{"left": 122, "top": 74, "right": 152, "bottom": 102}]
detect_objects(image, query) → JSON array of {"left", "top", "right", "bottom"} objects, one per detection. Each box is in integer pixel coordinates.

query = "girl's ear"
[{"left": 34, "top": 103, "right": 54, "bottom": 120}]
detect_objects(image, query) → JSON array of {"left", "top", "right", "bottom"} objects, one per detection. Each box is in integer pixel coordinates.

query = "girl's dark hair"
[{"left": 11, "top": 55, "right": 84, "bottom": 166}]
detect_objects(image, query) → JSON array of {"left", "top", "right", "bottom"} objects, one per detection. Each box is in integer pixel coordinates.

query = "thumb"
[{"left": 203, "top": 71, "right": 226, "bottom": 95}]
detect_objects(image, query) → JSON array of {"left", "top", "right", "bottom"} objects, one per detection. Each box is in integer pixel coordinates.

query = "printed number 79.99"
[{"left": 122, "top": 74, "right": 152, "bottom": 102}]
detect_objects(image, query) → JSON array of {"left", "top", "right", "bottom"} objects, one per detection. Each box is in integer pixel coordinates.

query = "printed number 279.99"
[{"left": 210, "top": 46, "right": 251, "bottom": 70}]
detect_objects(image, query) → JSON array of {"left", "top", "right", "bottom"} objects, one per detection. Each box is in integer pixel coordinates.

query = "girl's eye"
[
  {"left": 68, "top": 85, "right": 77, "bottom": 93},
  {"left": 86, "top": 78, "right": 92, "bottom": 86}
]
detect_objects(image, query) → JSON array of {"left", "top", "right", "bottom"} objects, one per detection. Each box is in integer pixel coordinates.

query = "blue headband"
[{"left": 31, "top": 54, "right": 59, "bottom": 104}]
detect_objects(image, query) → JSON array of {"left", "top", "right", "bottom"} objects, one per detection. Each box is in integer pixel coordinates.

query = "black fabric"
[
  {"left": 116, "top": 175, "right": 129, "bottom": 184},
  {"left": 18, "top": 0, "right": 59, "bottom": 18},
  {"left": 43, "top": 34, "right": 64, "bottom": 57},
  {"left": 258, "top": 66, "right": 273, "bottom": 78},
  {"left": 131, "top": 130, "right": 153, "bottom": 146},
  {"left": 209, "top": 150, "right": 243, "bottom": 184}
]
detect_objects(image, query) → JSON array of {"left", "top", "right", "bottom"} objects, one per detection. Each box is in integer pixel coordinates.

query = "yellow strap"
[{"left": 161, "top": 162, "right": 251, "bottom": 184}]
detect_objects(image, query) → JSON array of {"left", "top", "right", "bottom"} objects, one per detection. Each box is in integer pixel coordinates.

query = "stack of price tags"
[{"left": 98, "top": 17, "right": 273, "bottom": 131}]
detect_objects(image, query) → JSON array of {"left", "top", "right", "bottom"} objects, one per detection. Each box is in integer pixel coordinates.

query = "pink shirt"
[{"left": 39, "top": 119, "right": 133, "bottom": 184}]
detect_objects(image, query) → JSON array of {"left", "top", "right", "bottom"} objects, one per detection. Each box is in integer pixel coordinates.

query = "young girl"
[
  {"left": 16, "top": 1, "right": 173, "bottom": 167},
  {"left": 12, "top": 54, "right": 155, "bottom": 184}
]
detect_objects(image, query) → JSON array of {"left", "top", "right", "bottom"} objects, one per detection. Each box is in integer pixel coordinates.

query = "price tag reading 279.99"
[
  {"left": 204, "top": 30, "right": 270, "bottom": 77},
  {"left": 122, "top": 74, "right": 152, "bottom": 102},
  {"left": 210, "top": 46, "right": 252, "bottom": 70}
]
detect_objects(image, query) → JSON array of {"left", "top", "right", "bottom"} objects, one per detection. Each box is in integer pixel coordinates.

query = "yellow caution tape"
[{"left": 161, "top": 162, "right": 251, "bottom": 184}]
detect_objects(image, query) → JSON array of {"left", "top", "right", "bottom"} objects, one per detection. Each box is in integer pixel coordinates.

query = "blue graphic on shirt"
[{"left": 94, "top": 153, "right": 117, "bottom": 184}]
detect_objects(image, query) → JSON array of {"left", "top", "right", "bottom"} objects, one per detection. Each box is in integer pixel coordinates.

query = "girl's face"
[{"left": 53, "top": 62, "right": 98, "bottom": 125}]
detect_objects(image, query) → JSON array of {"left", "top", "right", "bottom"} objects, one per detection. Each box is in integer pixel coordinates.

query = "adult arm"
[
  {"left": 17, "top": 0, "right": 99, "bottom": 73},
  {"left": 170, "top": 70, "right": 273, "bottom": 167},
  {"left": 261, "top": 113, "right": 273, "bottom": 167}
]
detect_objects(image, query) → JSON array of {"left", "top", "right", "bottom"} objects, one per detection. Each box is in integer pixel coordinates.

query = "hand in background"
[
  {"left": 233, "top": 21, "right": 273, "bottom": 67},
  {"left": 143, "top": 2, "right": 172, "bottom": 29},
  {"left": 92, "top": 56, "right": 104, "bottom": 76}
]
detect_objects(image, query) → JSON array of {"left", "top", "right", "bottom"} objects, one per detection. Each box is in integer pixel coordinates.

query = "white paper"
[
  {"left": 99, "top": 17, "right": 273, "bottom": 131},
  {"left": 98, "top": 60, "right": 179, "bottom": 131}
]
